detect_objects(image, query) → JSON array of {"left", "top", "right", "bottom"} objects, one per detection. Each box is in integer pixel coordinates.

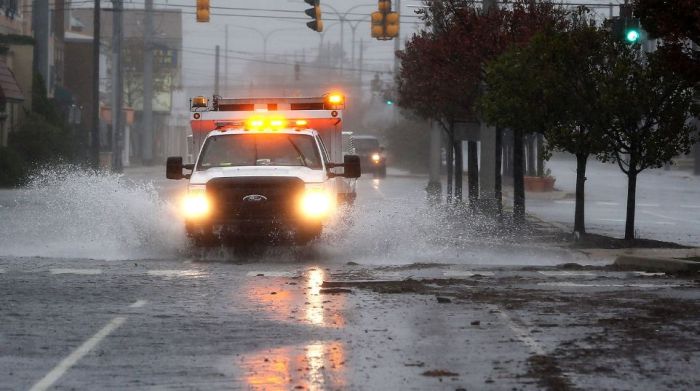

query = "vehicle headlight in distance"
[
  {"left": 371, "top": 153, "right": 381, "bottom": 163},
  {"left": 299, "top": 188, "right": 332, "bottom": 219},
  {"left": 182, "top": 188, "right": 210, "bottom": 219}
]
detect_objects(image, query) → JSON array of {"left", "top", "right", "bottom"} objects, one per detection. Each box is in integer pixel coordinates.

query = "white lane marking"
[
  {"left": 492, "top": 306, "right": 545, "bottom": 356},
  {"left": 595, "top": 201, "right": 619, "bottom": 206},
  {"left": 680, "top": 205, "right": 700, "bottom": 209},
  {"left": 29, "top": 316, "right": 127, "bottom": 391},
  {"left": 642, "top": 210, "right": 697, "bottom": 224},
  {"left": 147, "top": 269, "right": 204, "bottom": 277},
  {"left": 50, "top": 269, "right": 102, "bottom": 275},
  {"left": 129, "top": 300, "right": 148, "bottom": 308},
  {"left": 638, "top": 203, "right": 659, "bottom": 207},
  {"left": 599, "top": 218, "right": 625, "bottom": 222},
  {"left": 538, "top": 271, "right": 595, "bottom": 277},
  {"left": 245, "top": 271, "right": 295, "bottom": 277},
  {"left": 443, "top": 271, "right": 495, "bottom": 277},
  {"left": 538, "top": 282, "right": 680, "bottom": 288},
  {"left": 554, "top": 200, "right": 574, "bottom": 205},
  {"left": 654, "top": 221, "right": 676, "bottom": 225}
]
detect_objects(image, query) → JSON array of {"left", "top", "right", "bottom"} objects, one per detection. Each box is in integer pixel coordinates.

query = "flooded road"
[{"left": 1, "top": 169, "right": 699, "bottom": 390}]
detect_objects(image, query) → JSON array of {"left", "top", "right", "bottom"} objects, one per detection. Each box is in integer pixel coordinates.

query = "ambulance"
[{"left": 165, "top": 92, "right": 361, "bottom": 246}]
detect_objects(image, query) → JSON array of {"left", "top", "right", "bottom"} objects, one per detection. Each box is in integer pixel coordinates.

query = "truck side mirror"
[
  {"left": 166, "top": 156, "right": 186, "bottom": 180},
  {"left": 342, "top": 154, "right": 361, "bottom": 178}
]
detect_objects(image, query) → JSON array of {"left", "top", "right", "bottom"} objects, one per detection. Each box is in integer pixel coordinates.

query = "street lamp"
[
  {"left": 227, "top": 25, "right": 301, "bottom": 61},
  {"left": 320, "top": 3, "right": 374, "bottom": 74}
]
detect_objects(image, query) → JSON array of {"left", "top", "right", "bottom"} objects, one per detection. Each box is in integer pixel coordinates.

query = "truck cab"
[{"left": 166, "top": 93, "right": 361, "bottom": 245}]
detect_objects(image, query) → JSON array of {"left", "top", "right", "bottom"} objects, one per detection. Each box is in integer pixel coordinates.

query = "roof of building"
[{"left": 0, "top": 60, "right": 24, "bottom": 102}]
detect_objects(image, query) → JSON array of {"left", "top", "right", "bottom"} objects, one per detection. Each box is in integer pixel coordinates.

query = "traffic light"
[
  {"left": 305, "top": 0, "right": 323, "bottom": 32},
  {"left": 371, "top": 0, "right": 399, "bottom": 40},
  {"left": 196, "top": 0, "right": 210, "bottom": 23},
  {"left": 624, "top": 19, "right": 641, "bottom": 43},
  {"left": 611, "top": 16, "right": 643, "bottom": 44}
]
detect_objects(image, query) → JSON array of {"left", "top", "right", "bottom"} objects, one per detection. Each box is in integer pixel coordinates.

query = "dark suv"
[{"left": 351, "top": 135, "right": 386, "bottom": 178}]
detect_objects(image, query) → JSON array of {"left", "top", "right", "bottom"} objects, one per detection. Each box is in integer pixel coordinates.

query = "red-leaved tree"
[{"left": 397, "top": 0, "right": 567, "bottom": 218}]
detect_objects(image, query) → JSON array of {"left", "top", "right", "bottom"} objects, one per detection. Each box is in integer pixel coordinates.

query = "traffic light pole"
[
  {"left": 479, "top": 0, "right": 499, "bottom": 211},
  {"left": 142, "top": 0, "right": 154, "bottom": 165}
]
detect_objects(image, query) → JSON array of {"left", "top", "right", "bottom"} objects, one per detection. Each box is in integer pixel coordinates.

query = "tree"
[
  {"left": 397, "top": 0, "right": 567, "bottom": 207},
  {"left": 633, "top": 0, "right": 699, "bottom": 46},
  {"left": 598, "top": 44, "right": 699, "bottom": 240},
  {"left": 633, "top": 0, "right": 699, "bottom": 85},
  {"left": 482, "top": 23, "right": 614, "bottom": 233}
]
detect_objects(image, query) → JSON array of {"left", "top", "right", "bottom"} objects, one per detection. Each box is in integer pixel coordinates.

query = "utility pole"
[
  {"left": 141, "top": 0, "right": 154, "bottom": 165},
  {"left": 91, "top": 0, "right": 101, "bottom": 169},
  {"left": 224, "top": 25, "right": 228, "bottom": 94},
  {"left": 111, "top": 0, "right": 124, "bottom": 172},
  {"left": 214, "top": 45, "right": 220, "bottom": 96},
  {"left": 32, "top": 0, "right": 50, "bottom": 91},
  {"left": 392, "top": 0, "right": 400, "bottom": 76}
]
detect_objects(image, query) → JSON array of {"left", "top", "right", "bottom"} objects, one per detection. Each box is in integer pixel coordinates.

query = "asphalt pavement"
[{"left": 1, "top": 168, "right": 699, "bottom": 390}]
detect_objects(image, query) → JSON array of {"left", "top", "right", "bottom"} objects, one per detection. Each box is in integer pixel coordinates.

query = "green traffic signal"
[
  {"left": 625, "top": 29, "right": 640, "bottom": 43},
  {"left": 386, "top": 100, "right": 393, "bottom": 105}
]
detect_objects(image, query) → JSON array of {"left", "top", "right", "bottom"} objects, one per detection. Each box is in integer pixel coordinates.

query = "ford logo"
[{"left": 242, "top": 194, "right": 267, "bottom": 202}]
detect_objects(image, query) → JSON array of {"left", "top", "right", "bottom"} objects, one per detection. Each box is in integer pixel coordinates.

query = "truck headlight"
[
  {"left": 182, "top": 189, "right": 210, "bottom": 219},
  {"left": 371, "top": 153, "right": 381, "bottom": 163},
  {"left": 299, "top": 189, "right": 332, "bottom": 219}
]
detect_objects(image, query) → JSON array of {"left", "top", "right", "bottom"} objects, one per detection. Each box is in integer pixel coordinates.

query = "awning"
[{"left": 0, "top": 60, "right": 25, "bottom": 103}]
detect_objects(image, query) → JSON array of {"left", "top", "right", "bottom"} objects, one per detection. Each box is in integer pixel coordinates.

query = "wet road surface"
[{"left": 1, "top": 170, "right": 699, "bottom": 390}]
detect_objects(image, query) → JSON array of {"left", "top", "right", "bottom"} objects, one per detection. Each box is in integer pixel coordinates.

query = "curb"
[{"left": 614, "top": 255, "right": 700, "bottom": 273}]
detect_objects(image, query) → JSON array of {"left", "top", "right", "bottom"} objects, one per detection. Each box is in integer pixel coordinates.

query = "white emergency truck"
[{"left": 166, "top": 92, "right": 361, "bottom": 245}]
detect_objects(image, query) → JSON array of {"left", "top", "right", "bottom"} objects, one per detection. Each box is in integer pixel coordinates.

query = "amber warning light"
[{"left": 325, "top": 93, "right": 345, "bottom": 109}]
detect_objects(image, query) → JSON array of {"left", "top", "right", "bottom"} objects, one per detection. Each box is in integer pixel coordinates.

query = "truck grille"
[{"left": 206, "top": 177, "right": 305, "bottom": 222}]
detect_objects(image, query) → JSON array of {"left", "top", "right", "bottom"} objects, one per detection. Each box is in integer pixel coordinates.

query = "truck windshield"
[
  {"left": 197, "top": 133, "right": 323, "bottom": 170},
  {"left": 353, "top": 137, "right": 380, "bottom": 152}
]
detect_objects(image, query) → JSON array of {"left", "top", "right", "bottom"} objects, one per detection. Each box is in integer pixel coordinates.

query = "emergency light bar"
[{"left": 190, "top": 93, "right": 346, "bottom": 112}]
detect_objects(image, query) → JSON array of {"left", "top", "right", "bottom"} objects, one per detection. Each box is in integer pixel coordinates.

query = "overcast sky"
[{"left": 111, "top": 1, "right": 623, "bottom": 89}]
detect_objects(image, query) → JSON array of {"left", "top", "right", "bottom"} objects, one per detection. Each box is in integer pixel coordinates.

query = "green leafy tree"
[
  {"left": 633, "top": 0, "right": 699, "bottom": 85},
  {"left": 598, "top": 44, "right": 699, "bottom": 240},
  {"left": 482, "top": 23, "right": 614, "bottom": 234}
]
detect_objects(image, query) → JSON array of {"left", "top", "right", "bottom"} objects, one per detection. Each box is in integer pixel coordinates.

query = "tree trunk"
[
  {"left": 624, "top": 169, "right": 638, "bottom": 241},
  {"left": 467, "top": 140, "right": 478, "bottom": 204},
  {"left": 454, "top": 140, "right": 463, "bottom": 202},
  {"left": 513, "top": 128, "right": 525, "bottom": 224},
  {"left": 446, "top": 133, "right": 454, "bottom": 203},
  {"left": 495, "top": 127, "right": 503, "bottom": 216},
  {"left": 536, "top": 134, "right": 544, "bottom": 177},
  {"left": 574, "top": 153, "right": 588, "bottom": 234}
]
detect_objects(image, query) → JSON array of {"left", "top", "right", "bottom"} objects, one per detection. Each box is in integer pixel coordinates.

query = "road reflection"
[
  {"left": 244, "top": 267, "right": 344, "bottom": 327},
  {"left": 240, "top": 267, "right": 347, "bottom": 389},
  {"left": 241, "top": 341, "right": 346, "bottom": 390}
]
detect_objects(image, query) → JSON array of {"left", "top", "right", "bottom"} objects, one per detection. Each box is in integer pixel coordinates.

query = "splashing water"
[
  {"left": 316, "top": 183, "right": 576, "bottom": 267},
  {"left": 0, "top": 167, "right": 186, "bottom": 260}
]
